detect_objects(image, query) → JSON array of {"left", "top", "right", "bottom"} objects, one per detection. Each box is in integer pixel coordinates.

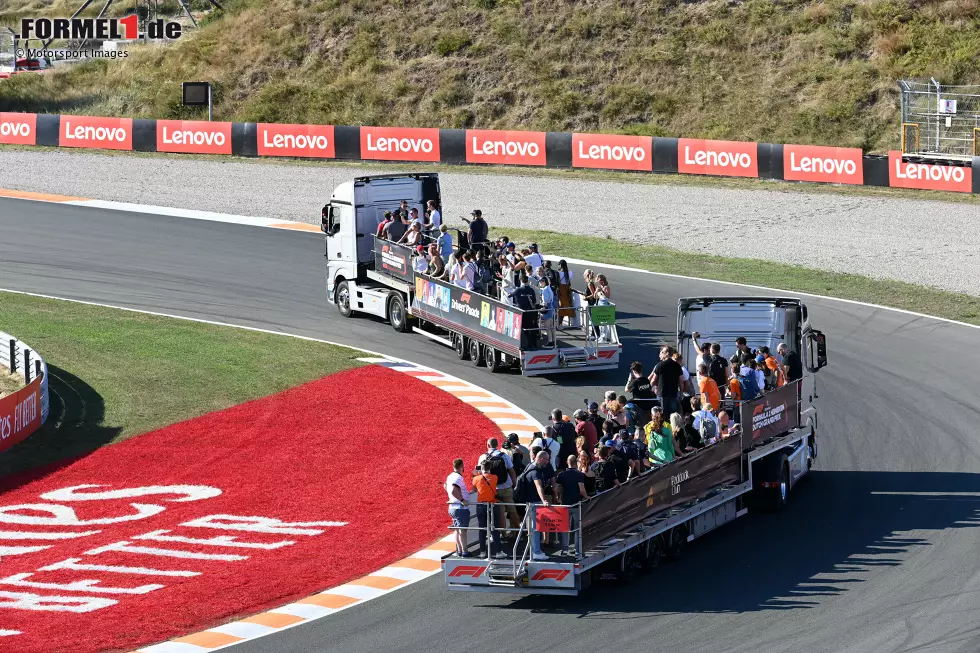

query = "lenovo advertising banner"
[
  {"left": 739, "top": 381, "right": 800, "bottom": 448},
  {"left": 572, "top": 133, "right": 653, "bottom": 171},
  {"left": 374, "top": 237, "right": 415, "bottom": 284},
  {"left": 578, "top": 436, "right": 742, "bottom": 551},
  {"left": 257, "top": 123, "right": 335, "bottom": 158},
  {"left": 678, "top": 138, "right": 758, "bottom": 178},
  {"left": 410, "top": 274, "right": 524, "bottom": 354},
  {"left": 157, "top": 119, "right": 232, "bottom": 154},
  {"left": 360, "top": 126, "right": 440, "bottom": 162},
  {"left": 0, "top": 112, "right": 37, "bottom": 145},
  {"left": 888, "top": 151, "right": 972, "bottom": 193},
  {"left": 0, "top": 375, "right": 43, "bottom": 454},
  {"left": 60, "top": 115, "right": 133, "bottom": 150},
  {"left": 784, "top": 144, "right": 863, "bottom": 185},
  {"left": 466, "top": 129, "right": 547, "bottom": 166}
]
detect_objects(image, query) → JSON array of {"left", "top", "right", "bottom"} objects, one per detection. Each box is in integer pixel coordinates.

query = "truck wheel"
[
  {"left": 614, "top": 548, "right": 641, "bottom": 583},
  {"left": 774, "top": 459, "right": 790, "bottom": 510},
  {"left": 640, "top": 538, "right": 662, "bottom": 572},
  {"left": 453, "top": 333, "right": 469, "bottom": 360},
  {"left": 469, "top": 339, "right": 484, "bottom": 366},
  {"left": 336, "top": 281, "right": 353, "bottom": 318},
  {"left": 485, "top": 347, "right": 502, "bottom": 373},
  {"left": 664, "top": 527, "right": 686, "bottom": 560},
  {"left": 388, "top": 293, "right": 409, "bottom": 333},
  {"left": 750, "top": 453, "right": 789, "bottom": 513}
]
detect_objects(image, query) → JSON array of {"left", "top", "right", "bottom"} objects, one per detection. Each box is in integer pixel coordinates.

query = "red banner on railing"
[
  {"left": 360, "top": 126, "right": 440, "bottom": 162},
  {"left": 466, "top": 129, "right": 546, "bottom": 166},
  {"left": 535, "top": 506, "right": 570, "bottom": 532},
  {"left": 157, "top": 119, "right": 232, "bottom": 154},
  {"left": 572, "top": 133, "right": 652, "bottom": 171},
  {"left": 60, "top": 115, "right": 133, "bottom": 150},
  {"left": 679, "top": 138, "right": 758, "bottom": 178},
  {"left": 257, "top": 123, "right": 335, "bottom": 158},
  {"left": 784, "top": 144, "right": 863, "bottom": 185},
  {"left": 0, "top": 112, "right": 37, "bottom": 145},
  {"left": 0, "top": 375, "right": 42, "bottom": 453},
  {"left": 888, "top": 151, "right": 972, "bottom": 193}
]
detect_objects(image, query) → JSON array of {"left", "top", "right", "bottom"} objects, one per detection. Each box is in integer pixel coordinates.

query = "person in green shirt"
[{"left": 645, "top": 407, "right": 681, "bottom": 465}]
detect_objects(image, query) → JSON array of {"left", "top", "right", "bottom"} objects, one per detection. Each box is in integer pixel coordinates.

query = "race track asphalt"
[{"left": 2, "top": 196, "right": 980, "bottom": 653}]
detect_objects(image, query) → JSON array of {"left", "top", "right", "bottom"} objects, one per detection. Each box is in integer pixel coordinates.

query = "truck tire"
[
  {"left": 485, "top": 346, "right": 502, "bottom": 373},
  {"left": 750, "top": 453, "right": 789, "bottom": 513},
  {"left": 336, "top": 281, "right": 353, "bottom": 318},
  {"left": 453, "top": 333, "right": 469, "bottom": 360},
  {"left": 639, "top": 537, "right": 663, "bottom": 572},
  {"left": 614, "top": 548, "right": 641, "bottom": 583},
  {"left": 469, "top": 339, "right": 484, "bottom": 366},
  {"left": 664, "top": 526, "right": 687, "bottom": 560},
  {"left": 388, "top": 293, "right": 409, "bottom": 333}
]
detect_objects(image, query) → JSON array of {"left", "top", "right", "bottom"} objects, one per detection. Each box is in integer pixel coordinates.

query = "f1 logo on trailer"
[
  {"left": 448, "top": 565, "right": 488, "bottom": 578},
  {"left": 18, "top": 16, "right": 181, "bottom": 40},
  {"left": 531, "top": 569, "right": 570, "bottom": 581}
]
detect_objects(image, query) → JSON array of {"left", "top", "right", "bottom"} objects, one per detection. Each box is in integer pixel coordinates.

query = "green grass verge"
[
  {"left": 0, "top": 291, "right": 364, "bottom": 475},
  {"left": 490, "top": 227, "right": 980, "bottom": 327}
]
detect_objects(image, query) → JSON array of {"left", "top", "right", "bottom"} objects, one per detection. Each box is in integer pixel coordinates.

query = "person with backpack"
[
  {"left": 477, "top": 438, "right": 519, "bottom": 535},
  {"left": 738, "top": 363, "right": 761, "bottom": 401},
  {"left": 472, "top": 462, "right": 507, "bottom": 559},
  {"left": 514, "top": 451, "right": 556, "bottom": 560},
  {"left": 707, "top": 342, "right": 730, "bottom": 398},
  {"left": 691, "top": 397, "right": 721, "bottom": 445},
  {"left": 620, "top": 430, "right": 645, "bottom": 478},
  {"left": 590, "top": 445, "right": 621, "bottom": 493},
  {"left": 607, "top": 436, "right": 631, "bottom": 483}
]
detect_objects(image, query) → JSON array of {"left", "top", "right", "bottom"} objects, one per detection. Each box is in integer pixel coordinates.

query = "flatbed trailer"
[
  {"left": 443, "top": 296, "right": 829, "bottom": 594},
  {"left": 321, "top": 173, "right": 621, "bottom": 375}
]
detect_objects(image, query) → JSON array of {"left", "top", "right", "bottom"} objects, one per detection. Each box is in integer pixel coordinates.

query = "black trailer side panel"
[{"left": 579, "top": 436, "right": 742, "bottom": 550}]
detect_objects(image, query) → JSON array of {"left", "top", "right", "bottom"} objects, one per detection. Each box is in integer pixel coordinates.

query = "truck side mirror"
[
  {"left": 320, "top": 204, "right": 330, "bottom": 233},
  {"left": 815, "top": 330, "right": 828, "bottom": 369}
]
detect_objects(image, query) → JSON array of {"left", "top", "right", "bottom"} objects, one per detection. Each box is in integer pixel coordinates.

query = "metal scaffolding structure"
[{"left": 899, "top": 78, "right": 980, "bottom": 160}]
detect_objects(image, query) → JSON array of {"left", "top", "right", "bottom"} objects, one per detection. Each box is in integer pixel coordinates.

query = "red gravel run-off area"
[{"left": 0, "top": 365, "right": 498, "bottom": 653}]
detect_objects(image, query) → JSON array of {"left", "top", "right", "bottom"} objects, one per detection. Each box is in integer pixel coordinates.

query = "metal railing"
[
  {"left": 899, "top": 78, "right": 980, "bottom": 159},
  {"left": 449, "top": 501, "right": 584, "bottom": 565},
  {"left": 1, "top": 331, "right": 50, "bottom": 424}
]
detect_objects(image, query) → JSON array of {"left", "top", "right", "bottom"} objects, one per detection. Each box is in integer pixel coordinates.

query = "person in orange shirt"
[
  {"left": 728, "top": 367, "right": 742, "bottom": 401},
  {"left": 472, "top": 462, "right": 506, "bottom": 558},
  {"left": 698, "top": 363, "right": 722, "bottom": 412},
  {"left": 760, "top": 347, "right": 786, "bottom": 388}
]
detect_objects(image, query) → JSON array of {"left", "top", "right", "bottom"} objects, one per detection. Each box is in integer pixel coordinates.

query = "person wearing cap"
[
  {"left": 412, "top": 245, "right": 429, "bottom": 273},
  {"left": 503, "top": 433, "right": 531, "bottom": 471},
  {"left": 586, "top": 400, "right": 605, "bottom": 435},
  {"left": 523, "top": 243, "right": 543, "bottom": 270},
  {"left": 399, "top": 220, "right": 423, "bottom": 248},
  {"left": 462, "top": 209, "right": 488, "bottom": 251}
]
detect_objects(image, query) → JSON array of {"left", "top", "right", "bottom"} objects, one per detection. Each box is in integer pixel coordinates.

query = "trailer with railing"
[
  {"left": 443, "top": 296, "right": 829, "bottom": 594},
  {"left": 320, "top": 173, "right": 621, "bottom": 375}
]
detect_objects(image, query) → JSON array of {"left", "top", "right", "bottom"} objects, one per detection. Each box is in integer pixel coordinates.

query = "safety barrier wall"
[
  {"left": 0, "top": 330, "right": 49, "bottom": 454},
  {"left": 2, "top": 111, "right": 979, "bottom": 194}
]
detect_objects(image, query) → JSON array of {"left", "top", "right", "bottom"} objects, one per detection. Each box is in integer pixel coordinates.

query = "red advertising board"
[
  {"left": 888, "top": 151, "right": 972, "bottom": 193},
  {"left": 360, "top": 126, "right": 440, "bottom": 162},
  {"left": 60, "top": 115, "right": 133, "bottom": 151},
  {"left": 0, "top": 112, "right": 37, "bottom": 145},
  {"left": 572, "top": 133, "right": 652, "bottom": 171},
  {"left": 157, "top": 119, "right": 232, "bottom": 155},
  {"left": 535, "top": 506, "right": 570, "bottom": 533},
  {"left": 784, "top": 144, "right": 863, "bottom": 185},
  {"left": 679, "top": 138, "right": 758, "bottom": 178},
  {"left": 257, "top": 123, "right": 335, "bottom": 158},
  {"left": 466, "top": 129, "right": 546, "bottom": 166},
  {"left": 0, "top": 375, "right": 42, "bottom": 453}
]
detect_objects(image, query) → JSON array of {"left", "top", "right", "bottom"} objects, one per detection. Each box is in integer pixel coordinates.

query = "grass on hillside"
[
  {"left": 0, "top": 291, "right": 364, "bottom": 475},
  {"left": 3, "top": 0, "right": 980, "bottom": 152},
  {"left": 491, "top": 227, "right": 980, "bottom": 326}
]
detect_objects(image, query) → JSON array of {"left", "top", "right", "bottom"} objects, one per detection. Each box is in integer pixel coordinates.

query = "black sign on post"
[
  {"left": 739, "top": 381, "right": 801, "bottom": 448},
  {"left": 182, "top": 81, "right": 213, "bottom": 120}
]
